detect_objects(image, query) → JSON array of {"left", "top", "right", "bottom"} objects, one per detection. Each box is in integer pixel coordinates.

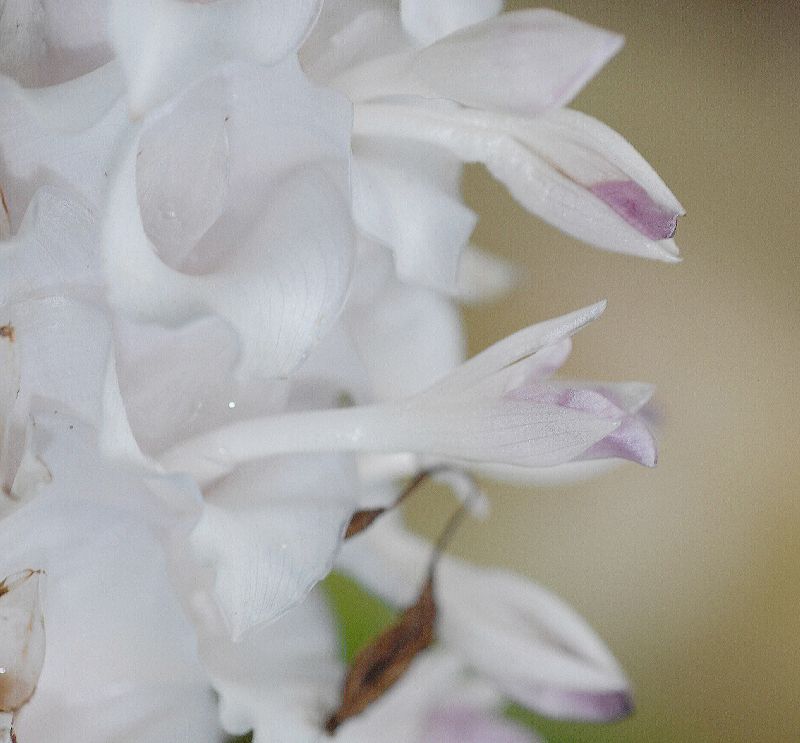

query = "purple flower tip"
[
  {"left": 582, "top": 418, "right": 658, "bottom": 468},
  {"left": 536, "top": 689, "right": 635, "bottom": 722},
  {"left": 590, "top": 179, "right": 678, "bottom": 240}
]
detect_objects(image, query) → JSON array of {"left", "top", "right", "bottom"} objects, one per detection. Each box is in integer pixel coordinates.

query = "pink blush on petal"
[
  {"left": 590, "top": 179, "right": 678, "bottom": 240},
  {"left": 581, "top": 417, "right": 657, "bottom": 467},
  {"left": 424, "top": 706, "right": 540, "bottom": 743}
]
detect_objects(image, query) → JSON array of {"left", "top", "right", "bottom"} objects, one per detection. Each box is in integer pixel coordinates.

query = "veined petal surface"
[
  {"left": 114, "top": 316, "right": 288, "bottom": 457},
  {"left": 104, "top": 59, "right": 354, "bottom": 379},
  {"left": 191, "top": 454, "right": 359, "bottom": 638}
]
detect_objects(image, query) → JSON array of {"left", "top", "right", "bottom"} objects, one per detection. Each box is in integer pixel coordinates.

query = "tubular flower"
[
  {"left": 0, "top": 2, "right": 680, "bottom": 742},
  {"left": 302, "top": 3, "right": 683, "bottom": 293}
]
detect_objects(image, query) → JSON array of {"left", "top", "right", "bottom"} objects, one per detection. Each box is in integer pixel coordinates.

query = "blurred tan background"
[{"left": 406, "top": 2, "right": 800, "bottom": 741}]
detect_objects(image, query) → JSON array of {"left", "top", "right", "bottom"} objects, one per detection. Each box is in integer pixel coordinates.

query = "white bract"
[{"left": 0, "top": 1, "right": 681, "bottom": 741}]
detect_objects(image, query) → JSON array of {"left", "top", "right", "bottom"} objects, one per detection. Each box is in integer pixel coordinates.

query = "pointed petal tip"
[
  {"left": 589, "top": 298, "right": 608, "bottom": 317},
  {"left": 657, "top": 237, "right": 682, "bottom": 263},
  {"left": 559, "top": 299, "right": 608, "bottom": 335},
  {"left": 534, "top": 688, "right": 635, "bottom": 722},
  {"left": 577, "top": 417, "right": 657, "bottom": 468},
  {"left": 617, "top": 426, "right": 657, "bottom": 468},
  {"left": 590, "top": 179, "right": 681, "bottom": 242},
  {"left": 591, "top": 689, "right": 635, "bottom": 721},
  {"left": 570, "top": 299, "right": 606, "bottom": 330}
]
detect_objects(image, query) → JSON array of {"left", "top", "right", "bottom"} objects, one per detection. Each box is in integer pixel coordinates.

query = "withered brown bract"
[
  {"left": 344, "top": 507, "right": 385, "bottom": 539},
  {"left": 344, "top": 469, "right": 441, "bottom": 540},
  {"left": 325, "top": 577, "right": 436, "bottom": 733}
]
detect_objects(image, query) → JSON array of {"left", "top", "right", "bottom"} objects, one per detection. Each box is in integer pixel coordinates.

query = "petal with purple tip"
[
  {"left": 579, "top": 417, "right": 657, "bottom": 467},
  {"left": 354, "top": 103, "right": 683, "bottom": 261},
  {"left": 591, "top": 180, "right": 678, "bottom": 241},
  {"left": 524, "top": 688, "right": 634, "bottom": 722}
]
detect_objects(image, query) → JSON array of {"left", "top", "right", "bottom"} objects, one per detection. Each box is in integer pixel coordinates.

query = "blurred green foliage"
[{"left": 322, "top": 571, "right": 398, "bottom": 662}]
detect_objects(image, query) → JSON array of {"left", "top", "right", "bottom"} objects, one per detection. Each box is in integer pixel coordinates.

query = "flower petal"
[
  {"left": 429, "top": 302, "right": 605, "bottom": 396},
  {"left": 345, "top": 272, "right": 465, "bottom": 400},
  {"left": 338, "top": 515, "right": 633, "bottom": 722},
  {"left": 354, "top": 102, "right": 682, "bottom": 261},
  {"left": 520, "top": 108, "right": 684, "bottom": 243},
  {"left": 424, "top": 705, "right": 542, "bottom": 743},
  {"left": 439, "top": 568, "right": 633, "bottom": 720},
  {"left": 512, "top": 381, "right": 657, "bottom": 467},
  {"left": 2, "top": 437, "right": 219, "bottom": 742},
  {"left": 456, "top": 245, "right": 517, "bottom": 304},
  {"left": 0, "top": 0, "right": 112, "bottom": 87},
  {"left": 109, "top": 0, "right": 323, "bottom": 115},
  {"left": 301, "top": 2, "right": 407, "bottom": 82},
  {"left": 0, "top": 297, "right": 114, "bottom": 497},
  {"left": 352, "top": 152, "right": 477, "bottom": 292},
  {"left": 0, "top": 63, "right": 126, "bottom": 229},
  {"left": 103, "top": 60, "right": 354, "bottom": 379},
  {"left": 201, "top": 590, "right": 343, "bottom": 742},
  {"left": 0, "top": 186, "right": 102, "bottom": 305},
  {"left": 191, "top": 454, "right": 359, "bottom": 638},
  {"left": 334, "top": 650, "right": 502, "bottom": 742},
  {"left": 413, "top": 9, "right": 623, "bottom": 115},
  {"left": 390, "top": 395, "right": 620, "bottom": 469},
  {"left": 114, "top": 316, "right": 288, "bottom": 457},
  {"left": 135, "top": 83, "right": 231, "bottom": 270},
  {"left": 400, "top": 0, "right": 503, "bottom": 46},
  {"left": 158, "top": 304, "right": 625, "bottom": 482}
]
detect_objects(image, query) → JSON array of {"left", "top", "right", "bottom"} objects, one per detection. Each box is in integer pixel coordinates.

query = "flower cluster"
[{"left": 0, "top": 2, "right": 681, "bottom": 742}]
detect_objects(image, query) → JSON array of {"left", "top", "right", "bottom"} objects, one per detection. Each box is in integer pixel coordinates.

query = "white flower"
[
  {"left": 0, "top": 2, "right": 682, "bottom": 741},
  {"left": 160, "top": 301, "right": 654, "bottom": 484},
  {"left": 338, "top": 514, "right": 632, "bottom": 722},
  {"left": 101, "top": 57, "right": 354, "bottom": 379},
  {"left": 302, "top": 4, "right": 683, "bottom": 294}
]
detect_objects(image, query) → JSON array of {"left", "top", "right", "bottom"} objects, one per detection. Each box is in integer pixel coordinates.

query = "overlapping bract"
[{"left": 0, "top": 1, "right": 679, "bottom": 741}]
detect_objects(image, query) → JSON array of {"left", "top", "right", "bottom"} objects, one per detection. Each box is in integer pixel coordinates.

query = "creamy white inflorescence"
[{"left": 0, "top": 1, "right": 681, "bottom": 741}]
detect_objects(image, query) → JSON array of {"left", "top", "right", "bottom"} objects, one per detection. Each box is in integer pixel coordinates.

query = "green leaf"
[{"left": 322, "top": 571, "right": 398, "bottom": 663}]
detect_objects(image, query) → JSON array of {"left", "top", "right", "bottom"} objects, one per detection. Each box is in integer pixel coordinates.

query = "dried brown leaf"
[
  {"left": 0, "top": 325, "right": 15, "bottom": 343},
  {"left": 325, "top": 577, "right": 436, "bottom": 733}
]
